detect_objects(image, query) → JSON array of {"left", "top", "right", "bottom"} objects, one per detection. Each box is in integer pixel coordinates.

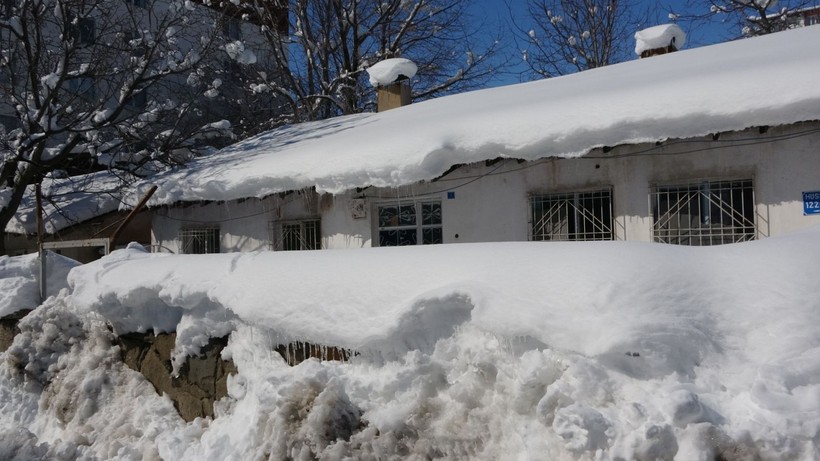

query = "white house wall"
[{"left": 152, "top": 121, "right": 820, "bottom": 252}]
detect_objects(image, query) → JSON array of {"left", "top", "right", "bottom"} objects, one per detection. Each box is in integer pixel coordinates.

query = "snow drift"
[{"left": 2, "top": 228, "right": 820, "bottom": 459}]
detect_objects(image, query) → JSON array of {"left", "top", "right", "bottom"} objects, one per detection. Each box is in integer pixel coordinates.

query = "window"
[
  {"left": 68, "top": 17, "right": 96, "bottom": 46},
  {"left": 651, "top": 179, "right": 755, "bottom": 246},
  {"left": 272, "top": 219, "right": 321, "bottom": 251},
  {"left": 222, "top": 17, "right": 242, "bottom": 40},
  {"left": 0, "top": 114, "right": 19, "bottom": 134},
  {"left": 377, "top": 201, "right": 442, "bottom": 246},
  {"left": 124, "top": 89, "right": 147, "bottom": 109},
  {"left": 1, "top": 0, "right": 13, "bottom": 19},
  {"left": 129, "top": 0, "right": 147, "bottom": 8},
  {"left": 530, "top": 189, "right": 613, "bottom": 241},
  {"left": 179, "top": 227, "right": 220, "bottom": 254},
  {"left": 68, "top": 77, "right": 95, "bottom": 99}
]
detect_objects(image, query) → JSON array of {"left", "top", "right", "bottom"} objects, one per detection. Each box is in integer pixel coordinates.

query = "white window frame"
[
  {"left": 271, "top": 219, "right": 321, "bottom": 251},
  {"left": 651, "top": 179, "right": 756, "bottom": 246},
  {"left": 530, "top": 188, "right": 614, "bottom": 241},
  {"left": 376, "top": 200, "right": 443, "bottom": 246},
  {"left": 179, "top": 227, "right": 220, "bottom": 254}
]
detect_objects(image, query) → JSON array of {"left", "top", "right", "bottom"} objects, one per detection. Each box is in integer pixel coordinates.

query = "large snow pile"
[
  {"left": 136, "top": 26, "right": 820, "bottom": 205},
  {"left": 2, "top": 230, "right": 820, "bottom": 459},
  {"left": 0, "top": 252, "right": 80, "bottom": 317}
]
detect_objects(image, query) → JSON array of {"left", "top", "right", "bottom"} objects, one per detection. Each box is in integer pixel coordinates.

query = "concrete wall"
[{"left": 151, "top": 122, "right": 820, "bottom": 252}]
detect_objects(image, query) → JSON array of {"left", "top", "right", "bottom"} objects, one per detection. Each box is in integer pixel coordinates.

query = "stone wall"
[
  {"left": 117, "top": 332, "right": 236, "bottom": 422},
  {"left": 0, "top": 311, "right": 30, "bottom": 353}
]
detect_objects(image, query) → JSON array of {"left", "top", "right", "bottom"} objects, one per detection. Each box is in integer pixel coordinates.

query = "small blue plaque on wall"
[
  {"left": 447, "top": 191, "right": 455, "bottom": 199},
  {"left": 804, "top": 191, "right": 820, "bottom": 215}
]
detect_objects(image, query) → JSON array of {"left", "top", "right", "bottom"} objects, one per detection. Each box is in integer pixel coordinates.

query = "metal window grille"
[
  {"left": 531, "top": 190, "right": 614, "bottom": 241},
  {"left": 651, "top": 179, "right": 756, "bottom": 246},
  {"left": 377, "top": 201, "right": 443, "bottom": 246},
  {"left": 179, "top": 227, "right": 220, "bottom": 254},
  {"left": 273, "top": 219, "right": 321, "bottom": 251}
]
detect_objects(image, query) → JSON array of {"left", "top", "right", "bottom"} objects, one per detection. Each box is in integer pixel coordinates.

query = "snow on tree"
[
  {"left": 233, "top": 0, "right": 504, "bottom": 124},
  {"left": 684, "top": 0, "right": 817, "bottom": 37},
  {"left": 0, "top": 0, "right": 260, "bottom": 253},
  {"left": 516, "top": 0, "right": 650, "bottom": 78}
]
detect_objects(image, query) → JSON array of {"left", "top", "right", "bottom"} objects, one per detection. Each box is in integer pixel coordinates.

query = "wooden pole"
[
  {"left": 109, "top": 185, "right": 157, "bottom": 249},
  {"left": 35, "top": 183, "right": 46, "bottom": 302}
]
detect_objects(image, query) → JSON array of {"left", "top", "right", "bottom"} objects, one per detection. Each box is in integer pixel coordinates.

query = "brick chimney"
[
  {"left": 367, "top": 58, "right": 417, "bottom": 112},
  {"left": 635, "top": 24, "right": 686, "bottom": 59}
]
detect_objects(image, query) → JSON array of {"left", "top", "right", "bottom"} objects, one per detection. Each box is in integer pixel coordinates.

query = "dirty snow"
[
  {"left": 2, "top": 228, "right": 820, "bottom": 459},
  {"left": 135, "top": 26, "right": 820, "bottom": 206}
]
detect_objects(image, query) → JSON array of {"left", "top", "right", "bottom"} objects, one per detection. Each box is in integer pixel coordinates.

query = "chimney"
[
  {"left": 366, "top": 58, "right": 417, "bottom": 112},
  {"left": 635, "top": 24, "right": 686, "bottom": 59}
]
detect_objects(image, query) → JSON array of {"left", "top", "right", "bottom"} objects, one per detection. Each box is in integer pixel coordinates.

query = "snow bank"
[
  {"left": 0, "top": 252, "right": 80, "bottom": 317},
  {"left": 44, "top": 229, "right": 820, "bottom": 458},
  {"left": 136, "top": 26, "right": 820, "bottom": 205},
  {"left": 366, "top": 58, "right": 418, "bottom": 86},
  {"left": 635, "top": 24, "right": 686, "bottom": 55},
  {"left": 3, "top": 229, "right": 820, "bottom": 459}
]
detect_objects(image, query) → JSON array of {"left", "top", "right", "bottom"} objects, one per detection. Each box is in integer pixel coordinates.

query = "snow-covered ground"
[{"left": 2, "top": 229, "right": 820, "bottom": 460}]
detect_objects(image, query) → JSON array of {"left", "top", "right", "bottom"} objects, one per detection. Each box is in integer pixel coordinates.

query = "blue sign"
[{"left": 804, "top": 191, "right": 820, "bottom": 215}]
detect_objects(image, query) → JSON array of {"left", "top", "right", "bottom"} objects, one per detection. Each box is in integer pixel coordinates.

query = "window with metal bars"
[
  {"left": 179, "top": 227, "right": 220, "bottom": 254},
  {"left": 651, "top": 179, "right": 756, "bottom": 246},
  {"left": 377, "top": 201, "right": 442, "bottom": 246},
  {"left": 530, "top": 190, "right": 614, "bottom": 241},
  {"left": 272, "top": 219, "right": 321, "bottom": 251}
]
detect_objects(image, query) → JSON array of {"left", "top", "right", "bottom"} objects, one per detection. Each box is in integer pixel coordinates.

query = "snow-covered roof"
[
  {"left": 6, "top": 171, "right": 128, "bottom": 235},
  {"left": 366, "top": 58, "right": 418, "bottom": 87},
  {"left": 634, "top": 23, "right": 686, "bottom": 55},
  {"left": 140, "top": 26, "right": 820, "bottom": 206}
]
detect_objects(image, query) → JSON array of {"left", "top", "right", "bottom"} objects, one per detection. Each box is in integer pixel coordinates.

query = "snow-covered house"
[
  {"left": 143, "top": 25, "right": 820, "bottom": 254},
  {"left": 3, "top": 172, "right": 151, "bottom": 262}
]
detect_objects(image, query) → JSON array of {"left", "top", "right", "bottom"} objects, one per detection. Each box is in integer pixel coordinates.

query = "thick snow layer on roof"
[
  {"left": 6, "top": 171, "right": 127, "bottom": 235},
  {"left": 2, "top": 228, "right": 818, "bottom": 459},
  {"left": 139, "top": 26, "right": 820, "bottom": 205},
  {"left": 366, "top": 58, "right": 418, "bottom": 86},
  {"left": 634, "top": 23, "right": 686, "bottom": 55}
]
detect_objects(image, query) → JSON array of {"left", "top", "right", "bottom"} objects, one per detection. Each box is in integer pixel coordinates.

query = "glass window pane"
[
  {"left": 379, "top": 229, "right": 417, "bottom": 246},
  {"left": 422, "top": 227, "right": 443, "bottom": 245},
  {"left": 421, "top": 202, "right": 441, "bottom": 225}
]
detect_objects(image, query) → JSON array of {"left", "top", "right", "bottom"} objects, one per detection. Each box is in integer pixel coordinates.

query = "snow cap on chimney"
[
  {"left": 367, "top": 58, "right": 417, "bottom": 112},
  {"left": 635, "top": 24, "right": 686, "bottom": 58},
  {"left": 367, "top": 58, "right": 418, "bottom": 87}
]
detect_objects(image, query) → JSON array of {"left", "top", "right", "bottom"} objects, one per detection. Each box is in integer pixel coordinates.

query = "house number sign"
[{"left": 804, "top": 191, "right": 820, "bottom": 215}]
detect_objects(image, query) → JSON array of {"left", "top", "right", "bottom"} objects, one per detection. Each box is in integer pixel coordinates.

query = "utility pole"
[{"left": 35, "top": 183, "right": 46, "bottom": 302}]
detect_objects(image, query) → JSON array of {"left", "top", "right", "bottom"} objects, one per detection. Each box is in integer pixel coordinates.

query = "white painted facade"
[{"left": 151, "top": 121, "right": 820, "bottom": 253}]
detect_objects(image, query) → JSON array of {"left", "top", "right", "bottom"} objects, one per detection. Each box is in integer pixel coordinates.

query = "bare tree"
[
  {"left": 0, "top": 0, "right": 242, "bottom": 253},
  {"left": 701, "top": 0, "right": 817, "bottom": 36},
  {"left": 238, "top": 0, "right": 504, "bottom": 124},
  {"left": 516, "top": 0, "right": 649, "bottom": 78}
]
